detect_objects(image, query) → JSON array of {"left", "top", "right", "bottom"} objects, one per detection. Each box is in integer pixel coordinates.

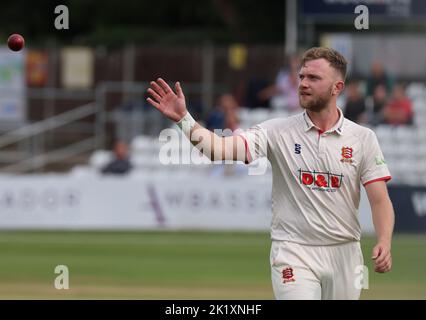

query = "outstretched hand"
[{"left": 146, "top": 78, "right": 187, "bottom": 122}]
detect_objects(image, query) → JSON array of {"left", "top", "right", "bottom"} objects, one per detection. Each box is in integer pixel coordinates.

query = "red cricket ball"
[{"left": 7, "top": 34, "right": 25, "bottom": 52}]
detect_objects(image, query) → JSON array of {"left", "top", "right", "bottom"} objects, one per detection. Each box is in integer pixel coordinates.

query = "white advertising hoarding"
[{"left": 0, "top": 174, "right": 374, "bottom": 233}]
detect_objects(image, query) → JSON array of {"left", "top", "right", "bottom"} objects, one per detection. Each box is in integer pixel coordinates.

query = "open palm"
[{"left": 146, "top": 78, "right": 187, "bottom": 122}]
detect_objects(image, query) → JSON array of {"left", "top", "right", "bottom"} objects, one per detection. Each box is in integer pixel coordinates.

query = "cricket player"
[{"left": 146, "top": 47, "right": 394, "bottom": 300}]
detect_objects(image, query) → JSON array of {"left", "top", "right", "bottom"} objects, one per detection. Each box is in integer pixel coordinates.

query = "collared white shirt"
[{"left": 241, "top": 108, "right": 391, "bottom": 245}]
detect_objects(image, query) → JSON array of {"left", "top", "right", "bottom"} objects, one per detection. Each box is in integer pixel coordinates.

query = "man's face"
[
  {"left": 298, "top": 58, "right": 340, "bottom": 112},
  {"left": 115, "top": 142, "right": 129, "bottom": 159}
]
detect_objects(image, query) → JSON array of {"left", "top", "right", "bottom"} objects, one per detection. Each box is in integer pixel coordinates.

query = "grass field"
[{"left": 0, "top": 231, "right": 424, "bottom": 299}]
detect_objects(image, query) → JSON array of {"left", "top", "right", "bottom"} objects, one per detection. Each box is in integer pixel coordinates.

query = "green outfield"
[{"left": 0, "top": 231, "right": 424, "bottom": 299}]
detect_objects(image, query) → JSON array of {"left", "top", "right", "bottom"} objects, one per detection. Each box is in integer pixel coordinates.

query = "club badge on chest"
[{"left": 340, "top": 147, "right": 354, "bottom": 163}]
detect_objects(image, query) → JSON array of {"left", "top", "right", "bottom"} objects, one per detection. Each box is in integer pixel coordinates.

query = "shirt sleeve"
[
  {"left": 360, "top": 129, "right": 392, "bottom": 186},
  {"left": 237, "top": 124, "right": 269, "bottom": 164}
]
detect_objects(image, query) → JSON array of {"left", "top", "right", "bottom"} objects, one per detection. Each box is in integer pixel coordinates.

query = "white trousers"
[{"left": 270, "top": 240, "right": 364, "bottom": 300}]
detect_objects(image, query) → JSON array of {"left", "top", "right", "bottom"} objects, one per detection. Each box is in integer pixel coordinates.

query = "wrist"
[
  {"left": 176, "top": 111, "right": 189, "bottom": 124},
  {"left": 377, "top": 239, "right": 392, "bottom": 248},
  {"left": 176, "top": 111, "right": 196, "bottom": 137}
]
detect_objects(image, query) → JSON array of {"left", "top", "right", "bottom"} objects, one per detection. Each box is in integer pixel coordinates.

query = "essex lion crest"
[
  {"left": 282, "top": 267, "right": 295, "bottom": 283},
  {"left": 340, "top": 147, "right": 354, "bottom": 163}
]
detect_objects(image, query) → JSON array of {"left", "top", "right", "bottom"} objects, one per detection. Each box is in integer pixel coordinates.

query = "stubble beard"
[{"left": 299, "top": 87, "right": 333, "bottom": 113}]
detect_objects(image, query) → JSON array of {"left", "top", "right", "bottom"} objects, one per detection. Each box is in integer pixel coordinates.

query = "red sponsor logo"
[
  {"left": 299, "top": 169, "right": 343, "bottom": 190},
  {"left": 282, "top": 267, "right": 295, "bottom": 283},
  {"left": 341, "top": 147, "right": 354, "bottom": 163}
]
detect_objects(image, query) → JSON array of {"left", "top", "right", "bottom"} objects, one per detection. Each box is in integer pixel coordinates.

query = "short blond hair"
[{"left": 301, "top": 47, "right": 347, "bottom": 80}]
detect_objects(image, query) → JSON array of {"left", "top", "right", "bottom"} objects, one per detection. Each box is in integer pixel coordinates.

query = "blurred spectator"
[
  {"left": 258, "top": 55, "right": 300, "bottom": 113},
  {"left": 366, "top": 61, "right": 394, "bottom": 97},
  {"left": 101, "top": 141, "right": 133, "bottom": 175},
  {"left": 245, "top": 78, "right": 270, "bottom": 109},
  {"left": 372, "top": 84, "right": 388, "bottom": 114},
  {"left": 382, "top": 84, "right": 414, "bottom": 126},
  {"left": 205, "top": 106, "right": 225, "bottom": 132},
  {"left": 206, "top": 94, "right": 240, "bottom": 132},
  {"left": 223, "top": 100, "right": 240, "bottom": 132},
  {"left": 365, "top": 61, "right": 394, "bottom": 125},
  {"left": 367, "top": 84, "right": 388, "bottom": 125},
  {"left": 343, "top": 80, "right": 367, "bottom": 123},
  {"left": 206, "top": 94, "right": 246, "bottom": 177}
]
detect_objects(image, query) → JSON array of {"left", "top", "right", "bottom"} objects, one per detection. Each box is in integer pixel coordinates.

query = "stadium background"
[{"left": 0, "top": 0, "right": 425, "bottom": 299}]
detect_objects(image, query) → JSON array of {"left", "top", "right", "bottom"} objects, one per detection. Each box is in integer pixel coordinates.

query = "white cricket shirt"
[{"left": 241, "top": 108, "right": 391, "bottom": 245}]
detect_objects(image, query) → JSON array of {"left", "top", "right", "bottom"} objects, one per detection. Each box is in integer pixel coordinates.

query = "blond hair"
[{"left": 301, "top": 47, "right": 347, "bottom": 80}]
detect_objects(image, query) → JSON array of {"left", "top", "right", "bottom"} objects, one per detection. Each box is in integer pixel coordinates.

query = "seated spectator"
[
  {"left": 223, "top": 97, "right": 241, "bottom": 132},
  {"left": 258, "top": 54, "right": 300, "bottom": 113},
  {"left": 101, "top": 141, "right": 133, "bottom": 175},
  {"left": 206, "top": 94, "right": 240, "bottom": 132},
  {"left": 245, "top": 78, "right": 270, "bottom": 109},
  {"left": 366, "top": 60, "right": 394, "bottom": 97},
  {"left": 373, "top": 84, "right": 388, "bottom": 114},
  {"left": 205, "top": 107, "right": 225, "bottom": 132},
  {"left": 369, "top": 84, "right": 388, "bottom": 125},
  {"left": 206, "top": 94, "right": 245, "bottom": 177},
  {"left": 382, "top": 84, "right": 414, "bottom": 126},
  {"left": 343, "top": 80, "right": 366, "bottom": 124}
]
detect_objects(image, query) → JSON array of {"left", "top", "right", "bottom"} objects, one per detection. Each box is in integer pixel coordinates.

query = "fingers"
[
  {"left": 374, "top": 249, "right": 389, "bottom": 266},
  {"left": 375, "top": 250, "right": 390, "bottom": 266},
  {"left": 371, "top": 244, "right": 392, "bottom": 273},
  {"left": 150, "top": 81, "right": 166, "bottom": 96},
  {"left": 374, "top": 252, "right": 392, "bottom": 273},
  {"left": 157, "top": 78, "right": 173, "bottom": 94},
  {"left": 147, "top": 88, "right": 162, "bottom": 103},
  {"left": 371, "top": 246, "right": 381, "bottom": 260},
  {"left": 175, "top": 81, "right": 184, "bottom": 99},
  {"left": 375, "top": 255, "right": 392, "bottom": 273},
  {"left": 146, "top": 97, "right": 160, "bottom": 110},
  {"left": 149, "top": 78, "right": 177, "bottom": 99}
]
